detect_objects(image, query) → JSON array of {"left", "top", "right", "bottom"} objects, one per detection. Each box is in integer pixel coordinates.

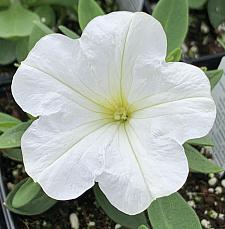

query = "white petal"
[
  {"left": 96, "top": 124, "right": 188, "bottom": 215},
  {"left": 12, "top": 34, "right": 114, "bottom": 117},
  {"left": 129, "top": 62, "right": 216, "bottom": 144},
  {"left": 12, "top": 13, "right": 167, "bottom": 116},
  {"left": 81, "top": 11, "right": 167, "bottom": 99},
  {"left": 22, "top": 112, "right": 118, "bottom": 200}
]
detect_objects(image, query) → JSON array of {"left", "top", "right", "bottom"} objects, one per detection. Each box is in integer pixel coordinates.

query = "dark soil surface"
[{"left": 184, "top": 9, "right": 225, "bottom": 59}]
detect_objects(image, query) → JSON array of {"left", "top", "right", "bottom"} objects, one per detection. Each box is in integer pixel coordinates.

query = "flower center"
[{"left": 113, "top": 107, "right": 129, "bottom": 121}]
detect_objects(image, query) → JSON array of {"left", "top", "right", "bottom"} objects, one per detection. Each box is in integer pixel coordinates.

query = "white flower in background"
[{"left": 12, "top": 11, "right": 216, "bottom": 215}]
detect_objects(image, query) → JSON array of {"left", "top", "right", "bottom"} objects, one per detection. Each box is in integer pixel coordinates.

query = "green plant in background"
[
  {"left": 188, "top": 0, "right": 225, "bottom": 29},
  {"left": 0, "top": 0, "right": 224, "bottom": 229},
  {"left": 188, "top": 0, "right": 225, "bottom": 51},
  {"left": 0, "top": 0, "right": 79, "bottom": 65}
]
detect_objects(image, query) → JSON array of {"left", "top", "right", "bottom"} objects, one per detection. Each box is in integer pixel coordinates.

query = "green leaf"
[
  {"left": 0, "top": 39, "right": 16, "bottom": 65},
  {"left": 0, "top": 3, "right": 39, "bottom": 38},
  {"left": 0, "top": 112, "right": 21, "bottom": 132},
  {"left": 166, "top": 48, "right": 182, "bottom": 62},
  {"left": 5, "top": 178, "right": 57, "bottom": 215},
  {"left": 0, "top": 0, "right": 9, "bottom": 8},
  {"left": 184, "top": 143, "right": 224, "bottom": 174},
  {"left": 34, "top": 5, "right": 56, "bottom": 27},
  {"left": 187, "top": 136, "right": 214, "bottom": 147},
  {"left": 28, "top": 21, "right": 54, "bottom": 51},
  {"left": 93, "top": 185, "right": 148, "bottom": 229},
  {"left": 78, "top": 0, "right": 104, "bottom": 31},
  {"left": 188, "top": 0, "right": 207, "bottom": 9},
  {"left": 12, "top": 178, "right": 41, "bottom": 208},
  {"left": 205, "top": 69, "right": 224, "bottom": 90},
  {"left": 0, "top": 121, "right": 31, "bottom": 149},
  {"left": 148, "top": 192, "right": 202, "bottom": 229},
  {"left": 2, "top": 148, "right": 23, "bottom": 161},
  {"left": 24, "top": 0, "right": 76, "bottom": 7},
  {"left": 16, "top": 37, "right": 29, "bottom": 62},
  {"left": 208, "top": 0, "right": 225, "bottom": 28},
  {"left": 153, "top": 0, "right": 188, "bottom": 53},
  {"left": 58, "top": 25, "right": 79, "bottom": 39}
]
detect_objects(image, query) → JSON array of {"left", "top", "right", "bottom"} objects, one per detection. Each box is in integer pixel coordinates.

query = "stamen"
[{"left": 113, "top": 107, "right": 128, "bottom": 121}]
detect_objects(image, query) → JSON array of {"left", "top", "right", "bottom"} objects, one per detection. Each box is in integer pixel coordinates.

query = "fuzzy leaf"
[
  {"left": 34, "top": 5, "right": 56, "bottom": 27},
  {"left": 208, "top": 0, "right": 225, "bottom": 28},
  {"left": 184, "top": 143, "right": 223, "bottom": 174},
  {"left": 78, "top": 0, "right": 104, "bottom": 31},
  {"left": 5, "top": 178, "right": 57, "bottom": 215},
  {"left": 0, "top": 121, "right": 31, "bottom": 149},
  {"left": 0, "top": 39, "right": 16, "bottom": 65},
  {"left": 188, "top": 0, "right": 207, "bottom": 9},
  {"left": 58, "top": 25, "right": 79, "bottom": 39},
  {"left": 206, "top": 69, "right": 224, "bottom": 90},
  {"left": 153, "top": 0, "right": 188, "bottom": 53},
  {"left": 16, "top": 37, "right": 29, "bottom": 63},
  {"left": 0, "top": 112, "right": 21, "bottom": 132},
  {"left": 2, "top": 148, "right": 23, "bottom": 161},
  {"left": 166, "top": 48, "right": 182, "bottom": 62},
  {"left": 0, "top": 3, "right": 39, "bottom": 38},
  {"left": 148, "top": 192, "right": 202, "bottom": 229},
  {"left": 187, "top": 136, "right": 214, "bottom": 147}
]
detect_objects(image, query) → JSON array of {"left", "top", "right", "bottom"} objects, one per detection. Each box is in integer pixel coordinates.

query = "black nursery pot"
[
  {"left": 0, "top": 163, "right": 16, "bottom": 229},
  {"left": 184, "top": 52, "right": 225, "bottom": 70}
]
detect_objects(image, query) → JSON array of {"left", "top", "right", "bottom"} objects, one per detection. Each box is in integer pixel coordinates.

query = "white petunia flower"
[{"left": 12, "top": 12, "right": 216, "bottom": 215}]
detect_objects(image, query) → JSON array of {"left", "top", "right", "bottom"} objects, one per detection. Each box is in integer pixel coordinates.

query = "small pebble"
[
  {"left": 88, "top": 221, "right": 95, "bottom": 227},
  {"left": 219, "top": 213, "right": 224, "bottom": 220},
  {"left": 115, "top": 224, "right": 122, "bottom": 229},
  {"left": 22, "top": 167, "right": 26, "bottom": 174},
  {"left": 69, "top": 213, "right": 79, "bottom": 229},
  {"left": 7, "top": 182, "right": 14, "bottom": 191},
  {"left": 12, "top": 169, "right": 19, "bottom": 177},
  {"left": 208, "top": 177, "right": 217, "bottom": 186},
  {"left": 221, "top": 197, "right": 225, "bottom": 201},
  {"left": 189, "top": 46, "right": 199, "bottom": 58},
  {"left": 209, "top": 173, "right": 215, "bottom": 178},
  {"left": 187, "top": 200, "right": 196, "bottom": 208},
  {"left": 201, "top": 219, "right": 211, "bottom": 228},
  {"left": 209, "top": 210, "right": 218, "bottom": 219},
  {"left": 186, "top": 191, "right": 196, "bottom": 199},
  {"left": 201, "top": 22, "right": 209, "bottom": 34},
  {"left": 194, "top": 196, "right": 202, "bottom": 202},
  {"left": 17, "top": 164, "right": 23, "bottom": 169},
  {"left": 214, "top": 201, "right": 218, "bottom": 206},
  {"left": 200, "top": 147, "right": 205, "bottom": 154},
  {"left": 221, "top": 179, "right": 225, "bottom": 188},
  {"left": 204, "top": 210, "right": 208, "bottom": 215},
  {"left": 208, "top": 188, "right": 214, "bottom": 193},
  {"left": 215, "top": 186, "right": 223, "bottom": 195},
  {"left": 182, "top": 43, "right": 188, "bottom": 53}
]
